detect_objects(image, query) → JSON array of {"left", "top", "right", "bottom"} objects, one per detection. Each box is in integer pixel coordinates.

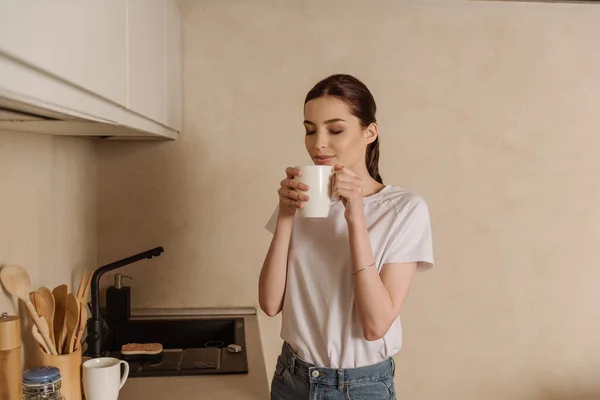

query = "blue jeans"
[{"left": 270, "top": 342, "right": 396, "bottom": 399}]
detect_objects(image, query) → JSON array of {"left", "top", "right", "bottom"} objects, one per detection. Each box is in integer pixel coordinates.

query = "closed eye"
[{"left": 305, "top": 130, "right": 343, "bottom": 135}]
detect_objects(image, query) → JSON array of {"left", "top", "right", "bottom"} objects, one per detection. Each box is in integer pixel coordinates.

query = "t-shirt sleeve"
[
  {"left": 380, "top": 196, "right": 434, "bottom": 272},
  {"left": 264, "top": 206, "right": 279, "bottom": 234}
]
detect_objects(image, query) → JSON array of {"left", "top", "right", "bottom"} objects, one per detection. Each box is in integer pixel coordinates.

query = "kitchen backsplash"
[{"left": 0, "top": 130, "right": 97, "bottom": 315}]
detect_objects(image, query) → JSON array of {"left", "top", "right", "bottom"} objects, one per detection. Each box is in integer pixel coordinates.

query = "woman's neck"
[{"left": 363, "top": 179, "right": 386, "bottom": 197}]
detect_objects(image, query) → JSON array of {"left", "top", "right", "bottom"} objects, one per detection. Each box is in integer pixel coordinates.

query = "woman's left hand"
[{"left": 332, "top": 164, "right": 365, "bottom": 221}]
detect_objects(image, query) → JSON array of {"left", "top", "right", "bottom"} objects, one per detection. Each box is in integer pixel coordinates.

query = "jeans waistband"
[{"left": 279, "top": 342, "right": 395, "bottom": 388}]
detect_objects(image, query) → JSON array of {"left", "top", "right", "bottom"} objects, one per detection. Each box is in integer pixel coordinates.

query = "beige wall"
[
  {"left": 97, "top": 1, "right": 600, "bottom": 398},
  {"left": 0, "top": 130, "right": 97, "bottom": 335}
]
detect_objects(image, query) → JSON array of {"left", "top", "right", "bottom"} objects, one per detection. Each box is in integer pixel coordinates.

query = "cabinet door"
[
  {"left": 166, "top": 0, "right": 182, "bottom": 132},
  {"left": 0, "top": 0, "right": 127, "bottom": 106},
  {"left": 127, "top": 0, "right": 167, "bottom": 125}
]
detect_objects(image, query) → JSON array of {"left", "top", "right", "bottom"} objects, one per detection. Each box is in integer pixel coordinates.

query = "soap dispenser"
[{"left": 106, "top": 273, "right": 133, "bottom": 322}]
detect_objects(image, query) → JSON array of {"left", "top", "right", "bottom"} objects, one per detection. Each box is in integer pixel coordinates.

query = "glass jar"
[{"left": 21, "top": 366, "right": 65, "bottom": 400}]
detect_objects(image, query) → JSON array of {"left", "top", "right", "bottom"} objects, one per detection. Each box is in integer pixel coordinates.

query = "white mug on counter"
[
  {"left": 294, "top": 165, "right": 334, "bottom": 218},
  {"left": 83, "top": 357, "right": 129, "bottom": 400}
]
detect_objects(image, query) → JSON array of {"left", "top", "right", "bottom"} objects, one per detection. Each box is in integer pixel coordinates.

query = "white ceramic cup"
[
  {"left": 294, "top": 165, "right": 334, "bottom": 218},
  {"left": 83, "top": 357, "right": 129, "bottom": 400}
]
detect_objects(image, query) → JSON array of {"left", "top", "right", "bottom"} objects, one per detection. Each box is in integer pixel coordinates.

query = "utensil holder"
[{"left": 31, "top": 346, "right": 82, "bottom": 400}]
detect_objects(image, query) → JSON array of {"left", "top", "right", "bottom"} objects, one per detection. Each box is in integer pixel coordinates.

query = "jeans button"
[{"left": 311, "top": 370, "right": 320, "bottom": 378}]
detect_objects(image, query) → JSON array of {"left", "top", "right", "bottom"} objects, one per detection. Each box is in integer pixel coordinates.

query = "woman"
[{"left": 258, "top": 74, "right": 434, "bottom": 399}]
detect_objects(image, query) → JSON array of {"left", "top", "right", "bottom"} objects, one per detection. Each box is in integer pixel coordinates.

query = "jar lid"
[{"left": 23, "top": 366, "right": 61, "bottom": 384}]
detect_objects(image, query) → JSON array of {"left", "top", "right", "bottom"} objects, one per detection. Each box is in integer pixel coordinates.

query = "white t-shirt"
[{"left": 265, "top": 184, "right": 434, "bottom": 369}]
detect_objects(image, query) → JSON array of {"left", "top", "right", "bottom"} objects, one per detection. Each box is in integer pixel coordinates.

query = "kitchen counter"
[{"left": 119, "top": 313, "right": 270, "bottom": 400}]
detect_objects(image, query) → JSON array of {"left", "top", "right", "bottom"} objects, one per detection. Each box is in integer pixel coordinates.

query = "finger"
[
  {"left": 334, "top": 187, "right": 356, "bottom": 200},
  {"left": 334, "top": 187, "right": 358, "bottom": 199},
  {"left": 289, "top": 179, "right": 310, "bottom": 191},
  {"left": 332, "top": 168, "right": 359, "bottom": 182},
  {"left": 333, "top": 177, "right": 362, "bottom": 192},
  {"left": 333, "top": 173, "right": 357, "bottom": 183},
  {"left": 285, "top": 167, "right": 301, "bottom": 178},
  {"left": 283, "top": 178, "right": 310, "bottom": 192},
  {"left": 339, "top": 166, "right": 359, "bottom": 178},
  {"left": 279, "top": 187, "right": 309, "bottom": 202},
  {"left": 334, "top": 180, "right": 362, "bottom": 194},
  {"left": 297, "top": 182, "right": 310, "bottom": 191},
  {"left": 288, "top": 189, "right": 310, "bottom": 202},
  {"left": 334, "top": 181, "right": 358, "bottom": 191}
]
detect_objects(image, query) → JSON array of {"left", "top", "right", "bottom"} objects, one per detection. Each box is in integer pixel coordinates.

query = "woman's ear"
[{"left": 364, "top": 123, "right": 378, "bottom": 145}]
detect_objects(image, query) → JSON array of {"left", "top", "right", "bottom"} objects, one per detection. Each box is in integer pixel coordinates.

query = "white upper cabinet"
[
  {"left": 166, "top": 0, "right": 183, "bottom": 132},
  {"left": 0, "top": 0, "right": 181, "bottom": 139},
  {"left": 127, "top": 0, "right": 167, "bottom": 126},
  {"left": 0, "top": 0, "right": 127, "bottom": 106}
]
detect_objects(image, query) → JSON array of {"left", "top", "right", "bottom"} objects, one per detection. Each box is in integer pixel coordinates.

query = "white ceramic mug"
[
  {"left": 83, "top": 357, "right": 129, "bottom": 400},
  {"left": 294, "top": 165, "right": 334, "bottom": 218}
]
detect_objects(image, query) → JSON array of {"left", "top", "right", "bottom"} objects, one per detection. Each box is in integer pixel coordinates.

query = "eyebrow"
[{"left": 303, "top": 118, "right": 346, "bottom": 126}]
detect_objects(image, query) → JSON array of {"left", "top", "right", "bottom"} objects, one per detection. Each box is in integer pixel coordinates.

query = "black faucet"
[{"left": 85, "top": 246, "right": 164, "bottom": 358}]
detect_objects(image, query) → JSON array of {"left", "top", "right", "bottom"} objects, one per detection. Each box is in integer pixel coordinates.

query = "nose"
[{"left": 313, "top": 132, "right": 328, "bottom": 149}]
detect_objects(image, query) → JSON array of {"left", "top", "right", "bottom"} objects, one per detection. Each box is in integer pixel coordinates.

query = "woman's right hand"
[{"left": 278, "top": 167, "right": 310, "bottom": 216}]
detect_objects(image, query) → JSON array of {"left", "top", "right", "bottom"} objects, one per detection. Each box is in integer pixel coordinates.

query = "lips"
[{"left": 313, "top": 155, "right": 334, "bottom": 165}]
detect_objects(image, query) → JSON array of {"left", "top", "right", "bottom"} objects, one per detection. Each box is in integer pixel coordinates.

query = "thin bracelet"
[{"left": 352, "top": 262, "right": 376, "bottom": 276}]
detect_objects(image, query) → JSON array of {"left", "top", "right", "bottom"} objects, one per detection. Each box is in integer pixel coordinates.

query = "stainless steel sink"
[{"left": 103, "top": 316, "right": 248, "bottom": 377}]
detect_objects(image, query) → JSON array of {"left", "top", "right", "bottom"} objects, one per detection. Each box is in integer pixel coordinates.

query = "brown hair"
[{"left": 304, "top": 74, "right": 382, "bottom": 184}]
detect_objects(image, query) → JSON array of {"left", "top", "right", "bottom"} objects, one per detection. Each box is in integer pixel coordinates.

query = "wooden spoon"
[
  {"left": 74, "top": 271, "right": 91, "bottom": 350},
  {"left": 27, "top": 298, "right": 53, "bottom": 355},
  {"left": 64, "top": 293, "right": 80, "bottom": 354},
  {"left": 29, "top": 290, "right": 56, "bottom": 350},
  {"left": 52, "top": 284, "right": 68, "bottom": 354},
  {"left": 36, "top": 287, "right": 56, "bottom": 347},
  {"left": 0, "top": 265, "right": 58, "bottom": 355},
  {"left": 29, "top": 291, "right": 43, "bottom": 317},
  {"left": 82, "top": 273, "right": 92, "bottom": 303},
  {"left": 29, "top": 291, "right": 37, "bottom": 309},
  {"left": 74, "top": 301, "right": 87, "bottom": 351},
  {"left": 32, "top": 319, "right": 50, "bottom": 354},
  {"left": 76, "top": 271, "right": 87, "bottom": 299}
]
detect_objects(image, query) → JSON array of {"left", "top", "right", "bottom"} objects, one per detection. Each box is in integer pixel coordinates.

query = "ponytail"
[{"left": 366, "top": 137, "right": 382, "bottom": 184}]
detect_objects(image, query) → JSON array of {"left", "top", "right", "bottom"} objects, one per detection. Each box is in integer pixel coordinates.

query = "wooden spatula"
[
  {"left": 52, "top": 284, "right": 68, "bottom": 354},
  {"left": 32, "top": 319, "right": 50, "bottom": 354},
  {"left": 64, "top": 293, "right": 80, "bottom": 354}
]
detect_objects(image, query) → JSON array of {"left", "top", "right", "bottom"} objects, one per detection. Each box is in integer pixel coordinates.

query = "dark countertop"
[{"left": 119, "top": 314, "right": 269, "bottom": 400}]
